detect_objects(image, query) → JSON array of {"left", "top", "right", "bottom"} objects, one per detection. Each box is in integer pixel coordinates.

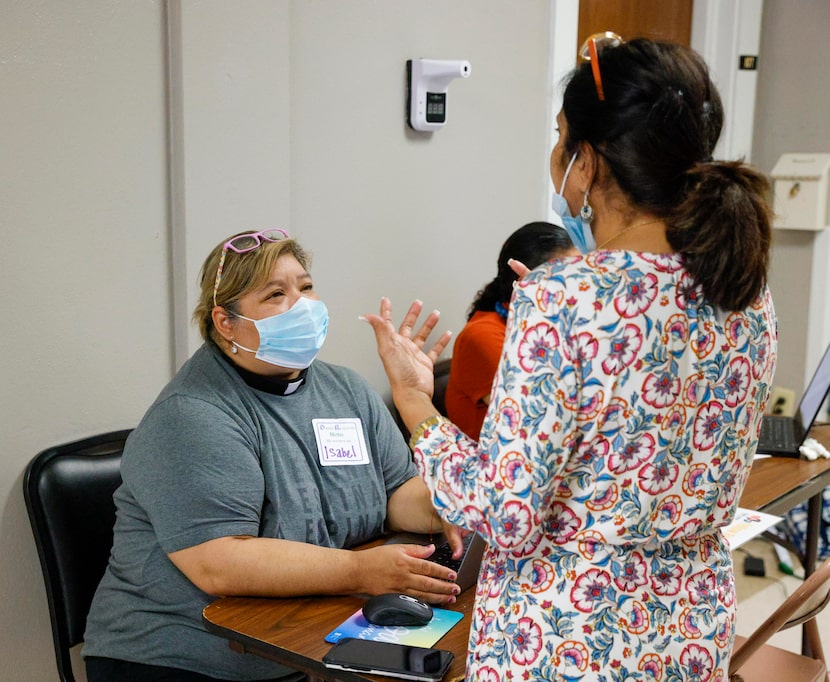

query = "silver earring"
[
  {"left": 230, "top": 342, "right": 238, "bottom": 354},
  {"left": 580, "top": 190, "right": 594, "bottom": 223}
]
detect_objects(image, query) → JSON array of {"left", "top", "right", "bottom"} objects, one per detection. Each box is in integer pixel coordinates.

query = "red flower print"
[
  {"left": 494, "top": 500, "right": 533, "bottom": 549},
  {"left": 661, "top": 404, "right": 687, "bottom": 433},
  {"left": 680, "top": 642, "right": 714, "bottom": 681},
  {"left": 612, "top": 552, "right": 648, "bottom": 592},
  {"left": 440, "top": 453, "right": 469, "bottom": 495},
  {"left": 655, "top": 494, "right": 683, "bottom": 524},
  {"left": 693, "top": 401, "right": 724, "bottom": 450},
  {"left": 510, "top": 617, "right": 543, "bottom": 665},
  {"left": 679, "top": 606, "right": 702, "bottom": 639},
  {"left": 723, "top": 357, "right": 750, "bottom": 408},
  {"left": 517, "top": 323, "right": 558, "bottom": 372},
  {"left": 676, "top": 518, "right": 703, "bottom": 539},
  {"left": 638, "top": 459, "right": 679, "bottom": 495},
  {"left": 650, "top": 563, "right": 683, "bottom": 596},
  {"left": 682, "top": 373, "right": 705, "bottom": 408},
  {"left": 675, "top": 271, "right": 702, "bottom": 309},
  {"left": 609, "top": 433, "right": 655, "bottom": 473},
  {"left": 571, "top": 568, "right": 612, "bottom": 612},
  {"left": 642, "top": 370, "right": 680, "bottom": 408},
  {"left": 576, "top": 437, "right": 609, "bottom": 467},
  {"left": 599, "top": 397, "right": 631, "bottom": 432},
  {"left": 575, "top": 529, "right": 605, "bottom": 559},
  {"left": 751, "top": 333, "right": 772, "bottom": 380},
  {"left": 477, "top": 668, "right": 500, "bottom": 682},
  {"left": 547, "top": 501, "right": 582, "bottom": 544},
  {"left": 585, "top": 482, "right": 618, "bottom": 512},
  {"left": 528, "top": 559, "right": 555, "bottom": 593},
  {"left": 685, "top": 569, "right": 716, "bottom": 605},
  {"left": 614, "top": 272, "right": 658, "bottom": 318},
  {"left": 601, "top": 324, "right": 643, "bottom": 375},
  {"left": 564, "top": 331, "right": 599, "bottom": 364},
  {"left": 716, "top": 460, "right": 742, "bottom": 508}
]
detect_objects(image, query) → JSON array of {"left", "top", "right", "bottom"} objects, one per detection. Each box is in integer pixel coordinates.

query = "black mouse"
[{"left": 361, "top": 593, "right": 434, "bottom": 626}]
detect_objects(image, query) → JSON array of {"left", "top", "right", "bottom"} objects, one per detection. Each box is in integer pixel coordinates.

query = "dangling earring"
[
  {"left": 230, "top": 342, "right": 238, "bottom": 354},
  {"left": 580, "top": 190, "right": 594, "bottom": 223}
]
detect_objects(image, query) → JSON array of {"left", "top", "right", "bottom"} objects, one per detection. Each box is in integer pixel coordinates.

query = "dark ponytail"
[
  {"left": 668, "top": 161, "right": 771, "bottom": 311},
  {"left": 562, "top": 38, "right": 772, "bottom": 311}
]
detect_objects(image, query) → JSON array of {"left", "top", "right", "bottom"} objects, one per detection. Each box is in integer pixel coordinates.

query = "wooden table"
[
  {"left": 203, "top": 588, "right": 474, "bottom": 681},
  {"left": 203, "top": 425, "right": 830, "bottom": 680},
  {"left": 739, "top": 424, "right": 830, "bottom": 578}
]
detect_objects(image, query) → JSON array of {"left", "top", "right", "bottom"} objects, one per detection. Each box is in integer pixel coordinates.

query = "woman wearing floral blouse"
[{"left": 364, "top": 36, "right": 777, "bottom": 681}]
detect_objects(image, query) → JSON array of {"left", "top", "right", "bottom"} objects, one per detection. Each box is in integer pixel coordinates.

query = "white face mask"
[
  {"left": 233, "top": 297, "right": 329, "bottom": 369},
  {"left": 551, "top": 152, "right": 596, "bottom": 254}
]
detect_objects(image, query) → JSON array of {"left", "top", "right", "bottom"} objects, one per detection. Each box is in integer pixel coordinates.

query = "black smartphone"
[{"left": 322, "top": 637, "right": 454, "bottom": 681}]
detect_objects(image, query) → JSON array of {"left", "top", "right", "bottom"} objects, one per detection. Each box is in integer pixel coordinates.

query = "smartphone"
[{"left": 322, "top": 637, "right": 454, "bottom": 681}]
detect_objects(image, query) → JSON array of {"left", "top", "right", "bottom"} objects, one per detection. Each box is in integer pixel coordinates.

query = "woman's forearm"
[
  {"left": 169, "top": 535, "right": 361, "bottom": 597},
  {"left": 385, "top": 476, "right": 442, "bottom": 534},
  {"left": 168, "top": 531, "right": 460, "bottom": 603}
]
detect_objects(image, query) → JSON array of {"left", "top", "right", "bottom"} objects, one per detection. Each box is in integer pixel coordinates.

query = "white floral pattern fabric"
[{"left": 413, "top": 251, "right": 777, "bottom": 681}]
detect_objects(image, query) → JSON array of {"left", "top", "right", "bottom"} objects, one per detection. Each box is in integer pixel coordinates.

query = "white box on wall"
[{"left": 771, "top": 153, "right": 830, "bottom": 230}]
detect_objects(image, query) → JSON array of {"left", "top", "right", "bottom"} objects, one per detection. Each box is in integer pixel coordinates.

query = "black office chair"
[
  {"left": 23, "top": 429, "right": 132, "bottom": 682},
  {"left": 431, "top": 357, "right": 452, "bottom": 418}
]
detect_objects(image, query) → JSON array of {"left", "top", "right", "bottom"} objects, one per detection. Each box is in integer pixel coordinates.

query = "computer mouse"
[{"left": 361, "top": 593, "right": 434, "bottom": 627}]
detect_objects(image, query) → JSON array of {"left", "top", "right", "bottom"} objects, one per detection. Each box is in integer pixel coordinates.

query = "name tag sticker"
[{"left": 313, "top": 418, "right": 370, "bottom": 466}]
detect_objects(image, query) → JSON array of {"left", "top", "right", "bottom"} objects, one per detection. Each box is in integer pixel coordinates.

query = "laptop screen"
[{"left": 796, "top": 342, "right": 830, "bottom": 433}]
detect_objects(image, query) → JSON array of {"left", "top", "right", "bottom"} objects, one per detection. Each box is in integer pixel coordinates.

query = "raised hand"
[{"left": 361, "top": 298, "right": 452, "bottom": 403}]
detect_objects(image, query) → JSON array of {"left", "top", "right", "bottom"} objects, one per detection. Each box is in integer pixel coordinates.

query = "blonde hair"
[{"left": 192, "top": 231, "right": 311, "bottom": 345}]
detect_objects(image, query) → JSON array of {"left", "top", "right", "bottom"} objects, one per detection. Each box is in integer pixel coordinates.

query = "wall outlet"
[{"left": 770, "top": 387, "right": 796, "bottom": 417}]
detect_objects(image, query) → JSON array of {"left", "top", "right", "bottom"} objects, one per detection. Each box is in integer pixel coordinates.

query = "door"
[{"left": 578, "top": 0, "right": 693, "bottom": 49}]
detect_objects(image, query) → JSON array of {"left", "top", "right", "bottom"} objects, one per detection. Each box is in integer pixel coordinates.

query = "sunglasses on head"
[
  {"left": 212, "top": 228, "right": 289, "bottom": 307},
  {"left": 578, "top": 31, "right": 624, "bottom": 101}
]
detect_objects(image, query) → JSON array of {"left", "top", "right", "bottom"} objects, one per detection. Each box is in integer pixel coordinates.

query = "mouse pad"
[{"left": 325, "top": 606, "right": 464, "bottom": 646}]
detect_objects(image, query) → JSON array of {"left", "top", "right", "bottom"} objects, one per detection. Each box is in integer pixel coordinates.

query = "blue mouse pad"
[{"left": 325, "top": 606, "right": 464, "bottom": 646}]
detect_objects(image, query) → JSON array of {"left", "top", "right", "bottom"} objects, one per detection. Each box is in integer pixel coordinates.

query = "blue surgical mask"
[
  {"left": 551, "top": 152, "right": 596, "bottom": 254},
  {"left": 233, "top": 297, "right": 329, "bottom": 369}
]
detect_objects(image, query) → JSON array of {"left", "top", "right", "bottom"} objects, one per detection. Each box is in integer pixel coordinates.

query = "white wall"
[
  {"left": 288, "top": 2, "right": 552, "bottom": 390},
  {"left": 169, "top": 1, "right": 292, "bottom": 363},
  {"left": 752, "top": 0, "right": 830, "bottom": 399},
  {"left": 1, "top": 3, "right": 171, "bottom": 679},
  {"left": 1, "top": 1, "right": 552, "bottom": 679}
]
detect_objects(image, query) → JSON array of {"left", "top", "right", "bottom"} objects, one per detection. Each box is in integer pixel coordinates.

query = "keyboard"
[
  {"left": 760, "top": 416, "right": 794, "bottom": 448},
  {"left": 427, "top": 533, "right": 474, "bottom": 572}
]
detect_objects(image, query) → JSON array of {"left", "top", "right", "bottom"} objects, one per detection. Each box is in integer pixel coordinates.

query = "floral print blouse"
[{"left": 413, "top": 251, "right": 777, "bottom": 681}]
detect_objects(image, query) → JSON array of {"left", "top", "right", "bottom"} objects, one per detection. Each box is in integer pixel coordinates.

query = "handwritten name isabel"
[{"left": 324, "top": 445, "right": 359, "bottom": 459}]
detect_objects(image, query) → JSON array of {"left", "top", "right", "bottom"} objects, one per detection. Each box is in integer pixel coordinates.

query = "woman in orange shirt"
[{"left": 445, "top": 222, "right": 575, "bottom": 438}]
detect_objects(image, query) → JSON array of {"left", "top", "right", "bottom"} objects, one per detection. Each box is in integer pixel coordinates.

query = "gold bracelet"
[{"left": 408, "top": 414, "right": 445, "bottom": 450}]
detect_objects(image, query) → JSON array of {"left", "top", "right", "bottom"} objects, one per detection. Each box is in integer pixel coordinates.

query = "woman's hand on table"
[{"left": 354, "top": 542, "right": 460, "bottom": 605}]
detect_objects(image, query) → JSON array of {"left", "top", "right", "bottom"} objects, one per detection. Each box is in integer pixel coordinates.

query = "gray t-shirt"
[{"left": 82, "top": 344, "right": 416, "bottom": 680}]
